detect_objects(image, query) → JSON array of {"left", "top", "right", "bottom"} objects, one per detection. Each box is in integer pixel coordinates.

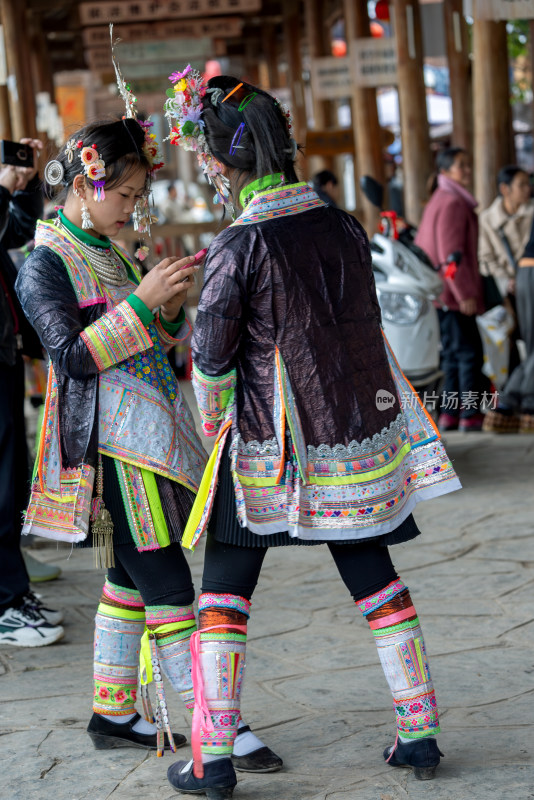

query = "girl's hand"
[{"left": 134, "top": 255, "right": 196, "bottom": 310}]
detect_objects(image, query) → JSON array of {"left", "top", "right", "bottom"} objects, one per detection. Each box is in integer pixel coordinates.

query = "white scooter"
[{"left": 360, "top": 176, "right": 447, "bottom": 396}]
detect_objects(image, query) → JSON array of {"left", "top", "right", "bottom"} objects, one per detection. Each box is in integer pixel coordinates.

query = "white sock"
[
  {"left": 202, "top": 753, "right": 227, "bottom": 763},
  {"left": 98, "top": 711, "right": 156, "bottom": 735},
  {"left": 233, "top": 721, "right": 264, "bottom": 757}
]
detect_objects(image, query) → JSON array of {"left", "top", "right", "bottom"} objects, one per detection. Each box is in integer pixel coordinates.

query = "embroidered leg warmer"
[
  {"left": 93, "top": 579, "right": 145, "bottom": 716},
  {"left": 356, "top": 579, "right": 440, "bottom": 739},
  {"left": 144, "top": 604, "right": 197, "bottom": 714},
  {"left": 195, "top": 593, "right": 249, "bottom": 764}
]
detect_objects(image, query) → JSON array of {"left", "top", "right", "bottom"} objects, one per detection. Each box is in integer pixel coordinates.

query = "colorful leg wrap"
[
  {"left": 195, "top": 593, "right": 249, "bottom": 760},
  {"left": 356, "top": 579, "right": 440, "bottom": 739},
  {"left": 93, "top": 579, "right": 145, "bottom": 716},
  {"left": 144, "top": 604, "right": 197, "bottom": 714}
]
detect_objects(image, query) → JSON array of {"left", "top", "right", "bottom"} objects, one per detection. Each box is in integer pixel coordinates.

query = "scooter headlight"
[{"left": 377, "top": 290, "right": 428, "bottom": 325}]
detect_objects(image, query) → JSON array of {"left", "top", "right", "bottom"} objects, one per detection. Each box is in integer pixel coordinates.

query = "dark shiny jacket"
[
  {"left": 0, "top": 177, "right": 43, "bottom": 366},
  {"left": 192, "top": 204, "right": 399, "bottom": 447},
  {"left": 16, "top": 246, "right": 105, "bottom": 468}
]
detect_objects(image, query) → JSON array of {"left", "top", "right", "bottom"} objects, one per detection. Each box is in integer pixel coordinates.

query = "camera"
[{"left": 0, "top": 140, "right": 34, "bottom": 168}]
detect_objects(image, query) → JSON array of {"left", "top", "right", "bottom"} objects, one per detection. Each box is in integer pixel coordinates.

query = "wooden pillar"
[
  {"left": 304, "top": 0, "right": 335, "bottom": 173},
  {"left": 261, "top": 23, "right": 281, "bottom": 90},
  {"left": 282, "top": 0, "right": 306, "bottom": 151},
  {"left": 0, "top": 85, "right": 11, "bottom": 139},
  {"left": 391, "top": 0, "right": 431, "bottom": 225},
  {"left": 473, "top": 18, "right": 515, "bottom": 212},
  {"left": 344, "top": 0, "right": 384, "bottom": 233},
  {"left": 443, "top": 0, "right": 472, "bottom": 152},
  {"left": 1, "top": 0, "right": 36, "bottom": 139}
]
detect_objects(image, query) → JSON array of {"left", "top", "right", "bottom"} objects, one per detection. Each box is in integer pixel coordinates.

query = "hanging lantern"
[{"left": 375, "top": 0, "right": 390, "bottom": 22}]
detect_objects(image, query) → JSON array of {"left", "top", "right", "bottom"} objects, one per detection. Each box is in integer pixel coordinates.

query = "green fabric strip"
[
  {"left": 126, "top": 293, "right": 154, "bottom": 326},
  {"left": 159, "top": 306, "right": 186, "bottom": 334},
  {"left": 142, "top": 468, "right": 171, "bottom": 548},
  {"left": 97, "top": 601, "right": 145, "bottom": 621}
]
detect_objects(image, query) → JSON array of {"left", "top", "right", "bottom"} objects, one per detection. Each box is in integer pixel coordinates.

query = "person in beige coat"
[{"left": 478, "top": 165, "right": 533, "bottom": 299}]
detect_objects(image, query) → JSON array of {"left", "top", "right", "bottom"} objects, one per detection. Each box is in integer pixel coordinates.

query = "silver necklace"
[{"left": 56, "top": 219, "right": 129, "bottom": 287}]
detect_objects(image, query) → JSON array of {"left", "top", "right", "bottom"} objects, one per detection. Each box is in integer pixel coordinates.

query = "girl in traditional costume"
[
  {"left": 15, "top": 116, "right": 279, "bottom": 770},
  {"left": 163, "top": 72, "right": 461, "bottom": 798}
]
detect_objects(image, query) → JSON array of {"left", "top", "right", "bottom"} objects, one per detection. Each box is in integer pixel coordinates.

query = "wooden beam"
[
  {"left": 344, "top": 0, "right": 384, "bottom": 234},
  {"left": 444, "top": 0, "right": 472, "bottom": 152},
  {"left": 391, "top": 0, "right": 431, "bottom": 225},
  {"left": 304, "top": 0, "right": 336, "bottom": 173},
  {"left": 473, "top": 18, "right": 515, "bottom": 211}
]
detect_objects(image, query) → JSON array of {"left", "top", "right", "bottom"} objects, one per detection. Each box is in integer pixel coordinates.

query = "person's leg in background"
[
  {"left": 437, "top": 308, "right": 461, "bottom": 431},
  {"left": 329, "top": 539, "right": 443, "bottom": 781},
  {"left": 0, "top": 358, "right": 63, "bottom": 647},
  {"left": 167, "top": 534, "right": 274, "bottom": 798},
  {"left": 454, "top": 311, "right": 487, "bottom": 430}
]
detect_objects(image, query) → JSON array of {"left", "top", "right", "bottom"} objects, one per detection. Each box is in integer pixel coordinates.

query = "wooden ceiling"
[{"left": 26, "top": 0, "right": 342, "bottom": 77}]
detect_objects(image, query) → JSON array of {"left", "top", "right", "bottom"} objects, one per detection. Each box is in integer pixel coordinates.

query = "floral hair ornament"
[
  {"left": 80, "top": 144, "right": 107, "bottom": 201},
  {"left": 164, "top": 66, "right": 235, "bottom": 217}
]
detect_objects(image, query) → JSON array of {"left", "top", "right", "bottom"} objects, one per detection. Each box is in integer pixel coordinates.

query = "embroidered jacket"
[
  {"left": 183, "top": 182, "right": 460, "bottom": 548},
  {"left": 16, "top": 220, "right": 207, "bottom": 497}
]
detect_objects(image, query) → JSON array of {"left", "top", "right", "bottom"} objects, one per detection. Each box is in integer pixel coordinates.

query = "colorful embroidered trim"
[
  {"left": 231, "top": 183, "right": 325, "bottom": 226},
  {"left": 115, "top": 459, "right": 160, "bottom": 551},
  {"left": 191, "top": 364, "right": 236, "bottom": 436},
  {"left": 198, "top": 593, "right": 251, "bottom": 618},
  {"left": 356, "top": 579, "right": 406, "bottom": 616},
  {"left": 145, "top": 606, "right": 196, "bottom": 627},
  {"left": 102, "top": 579, "right": 144, "bottom": 609},
  {"left": 154, "top": 313, "right": 191, "bottom": 350},
  {"left": 81, "top": 299, "right": 153, "bottom": 371}
]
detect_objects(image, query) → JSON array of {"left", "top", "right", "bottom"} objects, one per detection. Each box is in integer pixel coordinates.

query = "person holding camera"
[{"left": 0, "top": 137, "right": 65, "bottom": 647}]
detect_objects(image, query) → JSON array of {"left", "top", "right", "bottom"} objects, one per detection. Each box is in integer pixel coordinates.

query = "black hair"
[
  {"left": 497, "top": 164, "right": 526, "bottom": 192},
  {"left": 436, "top": 147, "right": 467, "bottom": 174},
  {"left": 426, "top": 147, "right": 468, "bottom": 195},
  {"left": 49, "top": 118, "right": 151, "bottom": 198},
  {"left": 312, "top": 170, "right": 338, "bottom": 190},
  {"left": 201, "top": 76, "right": 299, "bottom": 202}
]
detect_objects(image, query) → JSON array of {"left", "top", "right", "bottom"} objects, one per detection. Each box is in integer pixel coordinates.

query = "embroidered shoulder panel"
[
  {"left": 35, "top": 221, "right": 104, "bottom": 305},
  {"left": 232, "top": 183, "right": 325, "bottom": 226}
]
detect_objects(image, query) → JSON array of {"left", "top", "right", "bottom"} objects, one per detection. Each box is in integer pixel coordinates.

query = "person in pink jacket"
[{"left": 415, "top": 147, "right": 486, "bottom": 431}]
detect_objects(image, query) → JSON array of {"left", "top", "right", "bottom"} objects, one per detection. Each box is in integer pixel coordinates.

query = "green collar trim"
[
  {"left": 239, "top": 173, "right": 284, "bottom": 209},
  {"left": 57, "top": 209, "right": 111, "bottom": 249}
]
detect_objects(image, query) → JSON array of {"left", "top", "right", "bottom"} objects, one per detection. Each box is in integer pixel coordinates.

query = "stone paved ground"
[{"left": 1, "top": 399, "right": 533, "bottom": 800}]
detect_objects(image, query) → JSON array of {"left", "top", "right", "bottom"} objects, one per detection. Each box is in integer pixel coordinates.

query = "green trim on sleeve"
[
  {"left": 159, "top": 306, "right": 185, "bottom": 334},
  {"left": 126, "top": 293, "right": 155, "bottom": 326}
]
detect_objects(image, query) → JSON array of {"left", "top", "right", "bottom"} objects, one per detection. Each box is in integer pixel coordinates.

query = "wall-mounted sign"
[
  {"left": 465, "top": 0, "right": 534, "bottom": 19},
  {"left": 80, "top": 0, "right": 261, "bottom": 27},
  {"left": 353, "top": 38, "right": 397, "bottom": 87},
  {"left": 83, "top": 17, "right": 243, "bottom": 47},
  {"left": 310, "top": 57, "right": 352, "bottom": 100}
]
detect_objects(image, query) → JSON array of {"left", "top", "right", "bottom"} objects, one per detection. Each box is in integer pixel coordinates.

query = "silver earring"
[{"left": 80, "top": 197, "right": 93, "bottom": 230}]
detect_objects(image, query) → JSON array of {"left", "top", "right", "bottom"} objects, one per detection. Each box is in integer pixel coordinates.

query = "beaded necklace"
[{"left": 55, "top": 218, "right": 129, "bottom": 287}]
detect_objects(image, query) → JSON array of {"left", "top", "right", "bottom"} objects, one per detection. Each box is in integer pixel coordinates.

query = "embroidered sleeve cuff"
[
  {"left": 154, "top": 308, "right": 191, "bottom": 349},
  {"left": 80, "top": 299, "right": 154, "bottom": 371},
  {"left": 126, "top": 293, "right": 155, "bottom": 326},
  {"left": 192, "top": 363, "right": 236, "bottom": 436}
]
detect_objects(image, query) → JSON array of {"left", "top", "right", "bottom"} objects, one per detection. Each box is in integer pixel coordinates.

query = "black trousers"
[
  {"left": 438, "top": 308, "right": 486, "bottom": 418},
  {"left": 201, "top": 532, "right": 399, "bottom": 603},
  {"left": 0, "top": 357, "right": 30, "bottom": 612}
]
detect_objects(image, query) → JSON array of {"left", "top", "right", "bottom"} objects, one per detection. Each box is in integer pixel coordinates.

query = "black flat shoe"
[
  {"left": 87, "top": 712, "right": 186, "bottom": 751},
  {"left": 231, "top": 745, "right": 283, "bottom": 773},
  {"left": 384, "top": 737, "right": 443, "bottom": 780},
  {"left": 168, "top": 758, "right": 237, "bottom": 799}
]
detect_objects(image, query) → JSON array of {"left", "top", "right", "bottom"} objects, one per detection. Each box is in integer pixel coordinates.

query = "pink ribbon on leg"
[{"left": 190, "top": 623, "right": 248, "bottom": 779}]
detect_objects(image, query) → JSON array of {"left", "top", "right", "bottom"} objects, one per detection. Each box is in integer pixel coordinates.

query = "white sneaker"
[
  {"left": 0, "top": 604, "right": 64, "bottom": 647},
  {"left": 22, "top": 590, "right": 64, "bottom": 626}
]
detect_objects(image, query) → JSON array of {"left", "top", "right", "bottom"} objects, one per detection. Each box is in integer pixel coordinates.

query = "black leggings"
[
  {"left": 107, "top": 541, "right": 195, "bottom": 607},
  {"left": 201, "top": 533, "right": 398, "bottom": 603}
]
